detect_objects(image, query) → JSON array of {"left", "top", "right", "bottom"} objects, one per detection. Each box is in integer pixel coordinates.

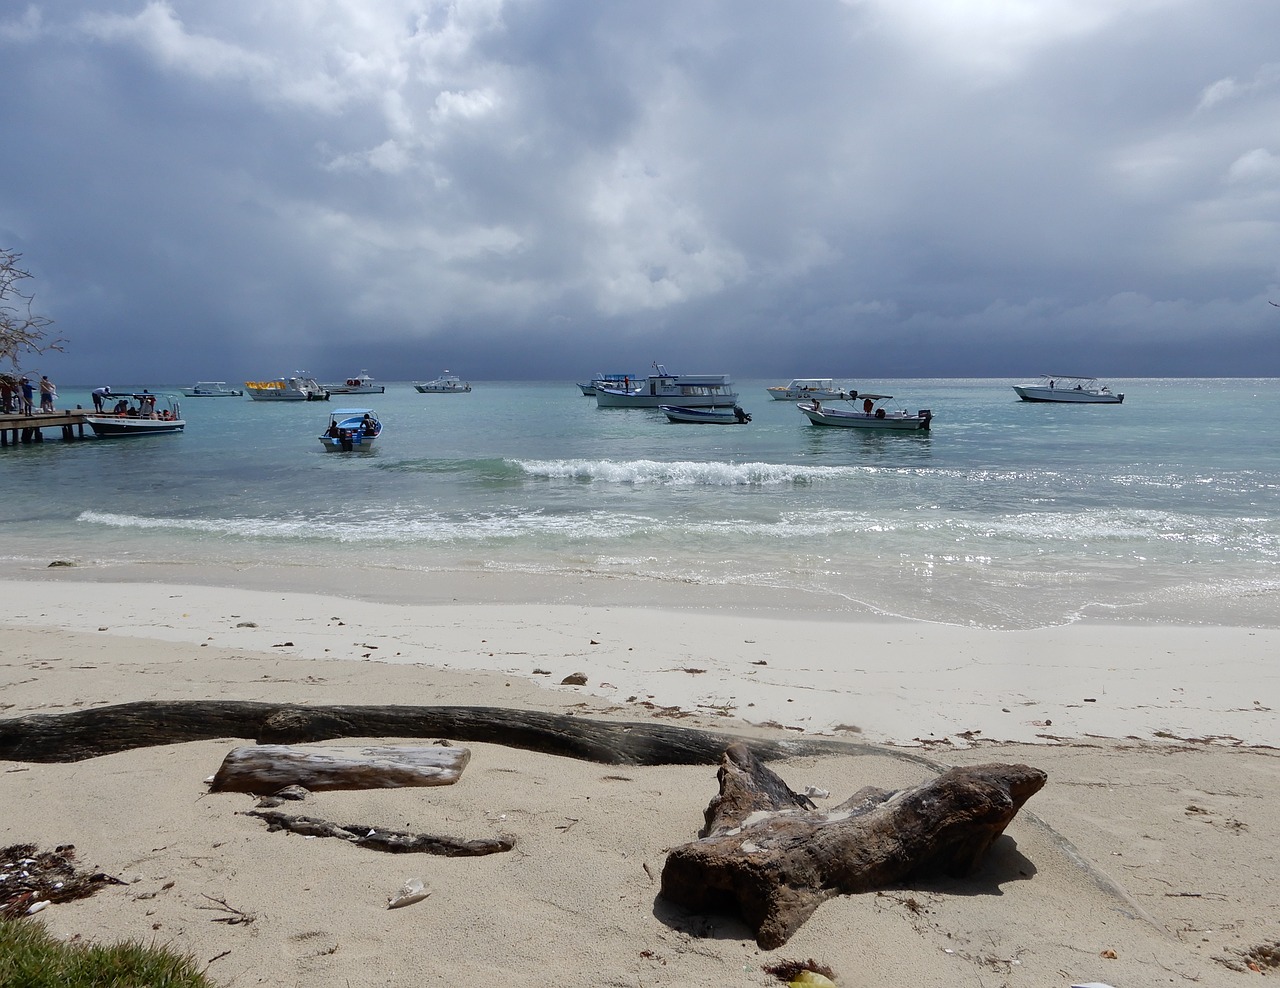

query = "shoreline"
[{"left": 3, "top": 572, "right": 1275, "bottom": 748}]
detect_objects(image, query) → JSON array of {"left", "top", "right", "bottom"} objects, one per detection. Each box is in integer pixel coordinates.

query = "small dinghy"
[{"left": 659, "top": 404, "right": 751, "bottom": 424}]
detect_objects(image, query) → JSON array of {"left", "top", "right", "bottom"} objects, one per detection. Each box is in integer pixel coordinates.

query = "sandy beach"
[{"left": 2, "top": 570, "right": 1277, "bottom": 986}]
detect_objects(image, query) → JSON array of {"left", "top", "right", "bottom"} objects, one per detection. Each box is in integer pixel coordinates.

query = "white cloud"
[
  {"left": 1196, "top": 62, "right": 1280, "bottom": 115},
  {"left": 853, "top": 0, "right": 1184, "bottom": 76},
  {"left": 0, "top": 5, "right": 42, "bottom": 41},
  {"left": 1226, "top": 148, "right": 1280, "bottom": 185},
  {"left": 586, "top": 153, "right": 747, "bottom": 315}
]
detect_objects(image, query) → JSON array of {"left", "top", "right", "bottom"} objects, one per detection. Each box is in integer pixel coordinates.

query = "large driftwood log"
[
  {"left": 0, "top": 700, "right": 881, "bottom": 766},
  {"left": 210, "top": 744, "right": 471, "bottom": 793},
  {"left": 660, "top": 742, "right": 1046, "bottom": 949}
]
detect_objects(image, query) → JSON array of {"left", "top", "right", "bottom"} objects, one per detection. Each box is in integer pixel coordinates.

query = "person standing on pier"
[
  {"left": 39, "top": 375, "right": 56, "bottom": 413},
  {"left": 92, "top": 385, "right": 112, "bottom": 412},
  {"left": 20, "top": 376, "right": 34, "bottom": 415}
]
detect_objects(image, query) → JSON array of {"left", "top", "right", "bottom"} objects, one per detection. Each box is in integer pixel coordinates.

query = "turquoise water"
[{"left": 3, "top": 377, "right": 1278, "bottom": 629}]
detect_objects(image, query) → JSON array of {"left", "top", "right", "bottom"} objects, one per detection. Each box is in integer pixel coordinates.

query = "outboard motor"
[{"left": 733, "top": 405, "right": 750, "bottom": 423}]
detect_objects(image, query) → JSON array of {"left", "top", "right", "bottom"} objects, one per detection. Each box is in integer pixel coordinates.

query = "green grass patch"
[{"left": 0, "top": 917, "right": 215, "bottom": 988}]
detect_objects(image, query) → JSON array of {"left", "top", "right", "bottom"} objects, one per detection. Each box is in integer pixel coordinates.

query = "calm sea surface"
[{"left": 2, "top": 377, "right": 1277, "bottom": 630}]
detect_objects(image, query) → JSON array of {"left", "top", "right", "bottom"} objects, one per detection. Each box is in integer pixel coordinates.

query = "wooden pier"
[{"left": 0, "top": 408, "right": 92, "bottom": 447}]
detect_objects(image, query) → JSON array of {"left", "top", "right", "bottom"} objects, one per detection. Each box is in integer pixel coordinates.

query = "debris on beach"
[
  {"left": 562, "top": 672, "right": 588, "bottom": 685},
  {"left": 387, "top": 878, "right": 430, "bottom": 909},
  {"left": 1, "top": 844, "right": 125, "bottom": 919},
  {"left": 762, "top": 958, "right": 837, "bottom": 985},
  {"left": 1214, "top": 940, "right": 1280, "bottom": 974}
]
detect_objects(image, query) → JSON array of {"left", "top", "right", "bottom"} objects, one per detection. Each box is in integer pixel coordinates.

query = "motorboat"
[
  {"left": 797, "top": 392, "right": 932, "bottom": 431},
  {"left": 324, "top": 370, "right": 385, "bottom": 395},
  {"left": 660, "top": 404, "right": 751, "bottom": 424},
  {"left": 319, "top": 407, "right": 382, "bottom": 451},
  {"left": 414, "top": 372, "right": 472, "bottom": 394},
  {"left": 181, "top": 381, "right": 243, "bottom": 397},
  {"left": 1013, "top": 375, "right": 1124, "bottom": 403},
  {"left": 595, "top": 364, "right": 738, "bottom": 408},
  {"left": 765, "top": 378, "right": 847, "bottom": 401},
  {"left": 245, "top": 374, "right": 330, "bottom": 401},
  {"left": 83, "top": 392, "right": 185, "bottom": 436},
  {"left": 577, "top": 372, "right": 643, "bottom": 396}
]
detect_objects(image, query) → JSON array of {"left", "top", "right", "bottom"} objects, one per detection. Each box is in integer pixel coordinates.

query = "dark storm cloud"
[{"left": 2, "top": 0, "right": 1279, "bottom": 383}]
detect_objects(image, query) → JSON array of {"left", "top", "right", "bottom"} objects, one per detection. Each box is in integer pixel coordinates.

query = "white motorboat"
[
  {"left": 660, "top": 404, "right": 751, "bottom": 424},
  {"left": 797, "top": 392, "right": 932, "bottom": 431},
  {"left": 319, "top": 407, "right": 382, "bottom": 451},
  {"left": 245, "top": 374, "right": 331, "bottom": 401},
  {"left": 595, "top": 364, "right": 738, "bottom": 408},
  {"left": 577, "top": 372, "right": 643, "bottom": 396},
  {"left": 324, "top": 370, "right": 385, "bottom": 395},
  {"left": 1013, "top": 375, "right": 1124, "bottom": 403},
  {"left": 181, "top": 381, "right": 243, "bottom": 397},
  {"left": 765, "top": 378, "right": 847, "bottom": 401},
  {"left": 83, "top": 392, "right": 185, "bottom": 436},
  {"left": 414, "top": 372, "right": 472, "bottom": 394}
]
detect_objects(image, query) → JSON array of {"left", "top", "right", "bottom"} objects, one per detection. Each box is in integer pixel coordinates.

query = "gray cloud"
[{"left": 3, "top": 0, "right": 1279, "bottom": 383}]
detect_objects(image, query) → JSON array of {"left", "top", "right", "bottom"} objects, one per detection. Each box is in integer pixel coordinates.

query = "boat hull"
[
  {"left": 319, "top": 434, "right": 378, "bottom": 450},
  {"left": 84, "top": 417, "right": 185, "bottom": 436},
  {"left": 1013, "top": 386, "right": 1123, "bottom": 403},
  {"left": 326, "top": 385, "right": 385, "bottom": 395},
  {"left": 799, "top": 405, "right": 932, "bottom": 430},
  {"left": 181, "top": 389, "right": 242, "bottom": 397},
  {"left": 246, "top": 390, "right": 329, "bottom": 401},
  {"left": 597, "top": 392, "right": 738, "bottom": 408}
]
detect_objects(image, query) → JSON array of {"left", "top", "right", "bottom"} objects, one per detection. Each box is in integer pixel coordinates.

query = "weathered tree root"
[{"left": 660, "top": 743, "right": 1047, "bottom": 948}]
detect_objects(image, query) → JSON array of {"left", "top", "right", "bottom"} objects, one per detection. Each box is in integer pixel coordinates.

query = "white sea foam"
[{"left": 512, "top": 458, "right": 857, "bottom": 486}]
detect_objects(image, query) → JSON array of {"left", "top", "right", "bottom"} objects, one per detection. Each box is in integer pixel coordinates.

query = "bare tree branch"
[{"left": 0, "top": 248, "right": 62, "bottom": 371}]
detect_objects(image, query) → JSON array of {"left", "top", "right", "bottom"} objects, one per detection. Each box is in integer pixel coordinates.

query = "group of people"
[
  {"left": 0, "top": 375, "right": 56, "bottom": 415},
  {"left": 98, "top": 388, "right": 165, "bottom": 419},
  {"left": 325, "top": 413, "right": 379, "bottom": 440}
]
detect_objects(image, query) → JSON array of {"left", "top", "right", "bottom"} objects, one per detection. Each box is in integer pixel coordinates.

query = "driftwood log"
[
  {"left": 243, "top": 810, "right": 513, "bottom": 856},
  {"left": 210, "top": 744, "right": 471, "bottom": 793},
  {"left": 660, "top": 742, "right": 1046, "bottom": 949},
  {"left": 0, "top": 700, "right": 884, "bottom": 767}
]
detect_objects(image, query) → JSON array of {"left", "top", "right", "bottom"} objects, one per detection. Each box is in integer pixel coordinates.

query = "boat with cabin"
[
  {"left": 319, "top": 407, "right": 383, "bottom": 451},
  {"left": 1012, "top": 375, "right": 1124, "bottom": 403},
  {"left": 797, "top": 392, "right": 932, "bottom": 431},
  {"left": 594, "top": 364, "right": 738, "bottom": 408},
  {"left": 577, "top": 372, "right": 643, "bottom": 396},
  {"left": 181, "top": 381, "right": 243, "bottom": 397},
  {"left": 83, "top": 392, "right": 185, "bottom": 436},
  {"left": 660, "top": 404, "right": 752, "bottom": 424},
  {"left": 765, "top": 378, "right": 847, "bottom": 401},
  {"left": 414, "top": 372, "right": 472, "bottom": 394},
  {"left": 244, "top": 374, "right": 331, "bottom": 401},
  {"left": 324, "top": 370, "right": 385, "bottom": 395}
]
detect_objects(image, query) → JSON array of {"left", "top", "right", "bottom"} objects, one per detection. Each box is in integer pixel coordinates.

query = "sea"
[{"left": 2, "top": 377, "right": 1277, "bottom": 631}]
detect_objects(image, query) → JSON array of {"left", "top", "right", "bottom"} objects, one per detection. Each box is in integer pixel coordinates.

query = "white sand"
[{"left": 2, "top": 572, "right": 1278, "bottom": 986}]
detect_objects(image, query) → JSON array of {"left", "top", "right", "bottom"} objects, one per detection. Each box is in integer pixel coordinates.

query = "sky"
[{"left": 3, "top": 0, "right": 1280, "bottom": 384}]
